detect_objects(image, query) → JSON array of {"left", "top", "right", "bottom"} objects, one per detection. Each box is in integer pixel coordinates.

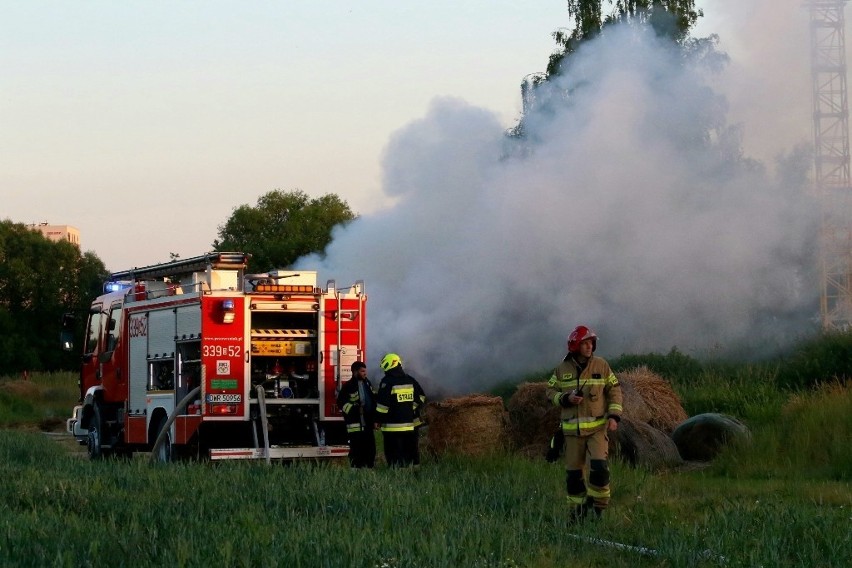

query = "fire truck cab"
[{"left": 65, "top": 252, "right": 366, "bottom": 461}]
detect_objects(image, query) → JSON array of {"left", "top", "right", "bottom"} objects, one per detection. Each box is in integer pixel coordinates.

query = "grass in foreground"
[
  {"left": 2, "top": 349, "right": 852, "bottom": 567},
  {"left": 0, "top": 429, "right": 849, "bottom": 568}
]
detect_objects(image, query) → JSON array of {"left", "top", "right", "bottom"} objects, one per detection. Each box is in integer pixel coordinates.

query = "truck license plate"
[{"left": 207, "top": 394, "right": 242, "bottom": 403}]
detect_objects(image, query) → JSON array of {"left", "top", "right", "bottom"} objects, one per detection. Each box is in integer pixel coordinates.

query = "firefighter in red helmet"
[{"left": 546, "top": 325, "right": 623, "bottom": 523}]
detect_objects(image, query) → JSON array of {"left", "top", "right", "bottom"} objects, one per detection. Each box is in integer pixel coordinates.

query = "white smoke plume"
[{"left": 298, "top": 21, "right": 820, "bottom": 394}]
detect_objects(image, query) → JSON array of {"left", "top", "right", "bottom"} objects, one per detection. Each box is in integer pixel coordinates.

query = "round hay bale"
[
  {"left": 672, "top": 413, "right": 752, "bottom": 461},
  {"left": 610, "top": 416, "right": 683, "bottom": 471},
  {"left": 424, "top": 394, "right": 507, "bottom": 457},
  {"left": 616, "top": 376, "right": 653, "bottom": 424},
  {"left": 619, "top": 366, "right": 688, "bottom": 433},
  {"left": 505, "top": 382, "right": 560, "bottom": 458}
]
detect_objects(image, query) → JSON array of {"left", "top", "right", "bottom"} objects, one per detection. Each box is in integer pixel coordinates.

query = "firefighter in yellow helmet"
[
  {"left": 546, "top": 325, "right": 623, "bottom": 523},
  {"left": 374, "top": 353, "right": 426, "bottom": 468}
]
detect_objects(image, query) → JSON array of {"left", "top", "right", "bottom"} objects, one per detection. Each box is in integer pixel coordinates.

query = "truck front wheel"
[{"left": 86, "top": 404, "right": 104, "bottom": 460}]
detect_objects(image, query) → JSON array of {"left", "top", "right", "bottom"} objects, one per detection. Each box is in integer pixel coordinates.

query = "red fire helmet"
[{"left": 567, "top": 325, "right": 597, "bottom": 353}]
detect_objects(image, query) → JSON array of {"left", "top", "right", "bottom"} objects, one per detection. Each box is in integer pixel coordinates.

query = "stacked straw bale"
[
  {"left": 618, "top": 377, "right": 652, "bottom": 424},
  {"left": 423, "top": 394, "right": 507, "bottom": 458},
  {"left": 619, "top": 366, "right": 688, "bottom": 433},
  {"left": 421, "top": 367, "right": 689, "bottom": 466},
  {"left": 504, "top": 367, "right": 689, "bottom": 467},
  {"left": 505, "top": 382, "right": 560, "bottom": 458}
]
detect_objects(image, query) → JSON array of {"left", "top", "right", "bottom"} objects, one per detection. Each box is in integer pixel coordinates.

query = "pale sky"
[
  {"left": 0, "top": 1, "right": 826, "bottom": 272},
  {"left": 2, "top": 0, "right": 569, "bottom": 270},
  {"left": 3, "top": 1, "right": 832, "bottom": 385}
]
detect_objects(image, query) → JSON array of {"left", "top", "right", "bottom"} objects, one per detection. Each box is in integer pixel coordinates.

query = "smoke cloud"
[{"left": 298, "top": 20, "right": 820, "bottom": 393}]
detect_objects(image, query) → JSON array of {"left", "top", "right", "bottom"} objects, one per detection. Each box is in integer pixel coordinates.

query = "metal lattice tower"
[{"left": 810, "top": 0, "right": 852, "bottom": 330}]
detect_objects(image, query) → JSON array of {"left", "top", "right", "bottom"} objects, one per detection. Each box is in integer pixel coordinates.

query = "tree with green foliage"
[
  {"left": 213, "top": 189, "right": 356, "bottom": 273},
  {"left": 510, "top": 1, "right": 707, "bottom": 138},
  {"left": 548, "top": 1, "right": 702, "bottom": 76},
  {"left": 0, "top": 220, "right": 108, "bottom": 373}
]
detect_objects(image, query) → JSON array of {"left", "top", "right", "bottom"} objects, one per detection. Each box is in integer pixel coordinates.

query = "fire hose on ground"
[
  {"left": 567, "top": 534, "right": 727, "bottom": 565},
  {"left": 149, "top": 385, "right": 273, "bottom": 464},
  {"left": 149, "top": 386, "right": 200, "bottom": 463}
]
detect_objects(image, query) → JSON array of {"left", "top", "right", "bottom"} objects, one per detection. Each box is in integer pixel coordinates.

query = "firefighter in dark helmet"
[
  {"left": 546, "top": 325, "right": 623, "bottom": 523},
  {"left": 336, "top": 361, "right": 376, "bottom": 468},
  {"left": 374, "top": 353, "right": 426, "bottom": 468}
]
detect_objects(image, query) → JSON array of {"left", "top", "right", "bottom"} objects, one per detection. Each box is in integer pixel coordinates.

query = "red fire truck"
[{"left": 64, "top": 252, "right": 366, "bottom": 461}]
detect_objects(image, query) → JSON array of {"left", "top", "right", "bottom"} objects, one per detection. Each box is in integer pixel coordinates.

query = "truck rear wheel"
[{"left": 154, "top": 416, "right": 173, "bottom": 463}]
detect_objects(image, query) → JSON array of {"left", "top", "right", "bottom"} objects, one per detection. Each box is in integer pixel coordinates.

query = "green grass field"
[
  {"left": 0, "top": 371, "right": 78, "bottom": 431},
  {"left": 1, "top": 345, "right": 851, "bottom": 567},
  {"left": 0, "top": 428, "right": 849, "bottom": 567}
]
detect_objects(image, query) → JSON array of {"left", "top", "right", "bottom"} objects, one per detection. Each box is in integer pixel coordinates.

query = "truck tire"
[
  {"left": 86, "top": 403, "right": 104, "bottom": 460},
  {"left": 154, "top": 416, "right": 173, "bottom": 463}
]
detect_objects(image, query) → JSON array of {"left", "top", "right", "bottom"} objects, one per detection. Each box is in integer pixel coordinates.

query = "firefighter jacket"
[
  {"left": 546, "top": 355, "right": 623, "bottom": 437},
  {"left": 375, "top": 366, "right": 426, "bottom": 432},
  {"left": 336, "top": 376, "right": 376, "bottom": 433}
]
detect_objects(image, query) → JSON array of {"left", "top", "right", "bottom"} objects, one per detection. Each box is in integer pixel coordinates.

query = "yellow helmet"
[{"left": 380, "top": 353, "right": 402, "bottom": 372}]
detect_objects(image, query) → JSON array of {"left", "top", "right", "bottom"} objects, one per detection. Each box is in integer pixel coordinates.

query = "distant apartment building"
[{"left": 28, "top": 223, "right": 81, "bottom": 247}]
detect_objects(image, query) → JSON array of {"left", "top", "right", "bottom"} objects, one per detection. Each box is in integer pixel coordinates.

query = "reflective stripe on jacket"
[
  {"left": 375, "top": 367, "right": 426, "bottom": 432},
  {"left": 545, "top": 355, "right": 622, "bottom": 437},
  {"left": 335, "top": 376, "right": 375, "bottom": 433}
]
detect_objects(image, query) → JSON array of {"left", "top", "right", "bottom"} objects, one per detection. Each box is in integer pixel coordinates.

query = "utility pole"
[{"left": 809, "top": 0, "right": 852, "bottom": 330}]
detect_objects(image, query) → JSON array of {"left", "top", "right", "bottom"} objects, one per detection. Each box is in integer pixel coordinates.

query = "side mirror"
[
  {"left": 60, "top": 313, "right": 76, "bottom": 352},
  {"left": 60, "top": 329, "right": 74, "bottom": 352}
]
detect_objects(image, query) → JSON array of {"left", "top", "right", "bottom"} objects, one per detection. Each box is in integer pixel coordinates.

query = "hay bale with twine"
[
  {"left": 619, "top": 366, "right": 688, "bottom": 434},
  {"left": 423, "top": 394, "right": 507, "bottom": 458},
  {"left": 505, "top": 382, "right": 561, "bottom": 458}
]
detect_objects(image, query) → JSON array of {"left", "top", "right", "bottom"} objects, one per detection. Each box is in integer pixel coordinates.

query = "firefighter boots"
[
  {"left": 566, "top": 500, "right": 604, "bottom": 527},
  {"left": 566, "top": 502, "right": 592, "bottom": 526}
]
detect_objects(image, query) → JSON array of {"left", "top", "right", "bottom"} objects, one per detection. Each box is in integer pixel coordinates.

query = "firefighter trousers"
[
  {"left": 382, "top": 430, "right": 419, "bottom": 468},
  {"left": 564, "top": 428, "right": 611, "bottom": 509},
  {"left": 348, "top": 430, "right": 376, "bottom": 468}
]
